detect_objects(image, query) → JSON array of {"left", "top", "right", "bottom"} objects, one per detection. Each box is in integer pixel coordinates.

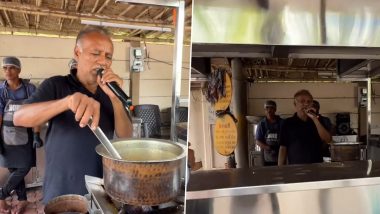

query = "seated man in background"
[
  {"left": 255, "top": 100, "right": 283, "bottom": 166},
  {"left": 278, "top": 90, "right": 331, "bottom": 165},
  {"left": 0, "top": 57, "right": 43, "bottom": 213},
  {"left": 14, "top": 26, "right": 132, "bottom": 204}
]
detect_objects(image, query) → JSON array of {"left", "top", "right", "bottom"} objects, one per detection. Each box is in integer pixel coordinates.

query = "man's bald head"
[{"left": 75, "top": 26, "right": 112, "bottom": 50}]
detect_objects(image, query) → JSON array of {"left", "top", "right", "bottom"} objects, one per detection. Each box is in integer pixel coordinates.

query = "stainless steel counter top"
[{"left": 186, "top": 160, "right": 380, "bottom": 200}]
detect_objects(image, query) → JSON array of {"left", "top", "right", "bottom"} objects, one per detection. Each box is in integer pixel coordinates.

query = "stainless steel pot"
[
  {"left": 95, "top": 138, "right": 186, "bottom": 206},
  {"left": 330, "top": 142, "right": 361, "bottom": 162}
]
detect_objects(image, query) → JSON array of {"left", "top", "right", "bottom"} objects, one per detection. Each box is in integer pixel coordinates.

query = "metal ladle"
[{"left": 88, "top": 118, "right": 122, "bottom": 160}]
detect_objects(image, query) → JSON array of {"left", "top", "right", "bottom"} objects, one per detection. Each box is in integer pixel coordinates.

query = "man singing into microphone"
[
  {"left": 13, "top": 26, "right": 133, "bottom": 204},
  {"left": 278, "top": 89, "right": 331, "bottom": 165}
]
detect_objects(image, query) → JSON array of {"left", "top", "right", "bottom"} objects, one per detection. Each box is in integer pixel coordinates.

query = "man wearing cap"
[
  {"left": 255, "top": 100, "right": 284, "bottom": 166},
  {"left": 0, "top": 56, "right": 43, "bottom": 213},
  {"left": 278, "top": 90, "right": 331, "bottom": 166},
  {"left": 14, "top": 26, "right": 132, "bottom": 204}
]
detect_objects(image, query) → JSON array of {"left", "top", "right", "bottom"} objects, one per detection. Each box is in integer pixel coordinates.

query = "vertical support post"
[
  {"left": 231, "top": 58, "right": 249, "bottom": 168},
  {"left": 130, "top": 41, "right": 141, "bottom": 105},
  {"left": 367, "top": 78, "right": 372, "bottom": 147},
  {"left": 170, "top": 1, "right": 185, "bottom": 141}
]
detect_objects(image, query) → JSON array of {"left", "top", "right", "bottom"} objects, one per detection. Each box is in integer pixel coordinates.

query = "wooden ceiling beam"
[
  {"left": 3, "top": 10, "right": 12, "bottom": 28},
  {"left": 325, "top": 59, "right": 332, "bottom": 69},
  {"left": 128, "top": 29, "right": 142, "bottom": 37},
  {"left": 0, "top": 14, "right": 5, "bottom": 27},
  {"left": 144, "top": 30, "right": 160, "bottom": 38},
  {"left": 35, "top": 0, "right": 42, "bottom": 29},
  {"left": 91, "top": 0, "right": 100, "bottom": 13},
  {"left": 70, "top": 0, "right": 83, "bottom": 25},
  {"left": 75, "top": 0, "right": 82, "bottom": 11},
  {"left": 327, "top": 59, "right": 336, "bottom": 68},
  {"left": 36, "top": 0, "right": 42, "bottom": 6},
  {"left": 0, "top": 27, "right": 190, "bottom": 44},
  {"left": 23, "top": 13, "right": 29, "bottom": 27},
  {"left": 143, "top": 31, "right": 165, "bottom": 39},
  {"left": 304, "top": 58, "right": 309, "bottom": 66},
  {"left": 163, "top": 3, "right": 192, "bottom": 21},
  {"left": 314, "top": 59, "right": 319, "bottom": 67},
  {"left": 124, "top": 36, "right": 190, "bottom": 44},
  {"left": 35, "top": 15, "right": 40, "bottom": 28},
  {"left": 0, "top": 2, "right": 178, "bottom": 29},
  {"left": 134, "top": 6, "right": 150, "bottom": 19},
  {"left": 0, "top": 27, "right": 77, "bottom": 37},
  {"left": 119, "top": 5, "right": 135, "bottom": 16},
  {"left": 59, "top": 0, "right": 68, "bottom": 32},
  {"left": 153, "top": 8, "right": 168, "bottom": 20},
  {"left": 59, "top": 19, "right": 64, "bottom": 31},
  {"left": 96, "top": 0, "right": 111, "bottom": 13},
  {"left": 245, "top": 65, "right": 335, "bottom": 72},
  {"left": 153, "top": 32, "right": 165, "bottom": 38}
]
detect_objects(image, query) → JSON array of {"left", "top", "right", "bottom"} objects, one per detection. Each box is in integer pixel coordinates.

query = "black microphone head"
[{"left": 96, "top": 68, "right": 104, "bottom": 77}]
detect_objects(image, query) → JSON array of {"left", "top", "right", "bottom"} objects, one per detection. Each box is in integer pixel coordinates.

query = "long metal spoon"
[{"left": 88, "top": 118, "right": 122, "bottom": 160}]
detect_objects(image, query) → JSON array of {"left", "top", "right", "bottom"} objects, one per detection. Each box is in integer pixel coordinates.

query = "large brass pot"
[
  {"left": 44, "top": 194, "right": 88, "bottom": 214},
  {"left": 95, "top": 138, "right": 186, "bottom": 206}
]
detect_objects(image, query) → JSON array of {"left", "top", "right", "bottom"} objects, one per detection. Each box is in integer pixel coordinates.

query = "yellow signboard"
[{"left": 214, "top": 114, "right": 237, "bottom": 156}]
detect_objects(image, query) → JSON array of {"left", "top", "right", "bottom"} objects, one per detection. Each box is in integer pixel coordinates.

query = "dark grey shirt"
[
  {"left": 24, "top": 70, "right": 115, "bottom": 204},
  {"left": 0, "top": 80, "right": 36, "bottom": 168}
]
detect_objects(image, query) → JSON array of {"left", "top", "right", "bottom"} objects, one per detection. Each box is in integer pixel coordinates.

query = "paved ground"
[{"left": 1, "top": 187, "right": 44, "bottom": 214}]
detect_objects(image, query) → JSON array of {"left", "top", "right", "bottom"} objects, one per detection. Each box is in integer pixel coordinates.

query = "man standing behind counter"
[
  {"left": 255, "top": 100, "right": 283, "bottom": 166},
  {"left": 14, "top": 26, "right": 132, "bottom": 204},
  {"left": 278, "top": 90, "right": 331, "bottom": 165}
]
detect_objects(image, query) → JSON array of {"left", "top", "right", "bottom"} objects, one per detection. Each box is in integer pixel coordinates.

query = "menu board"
[
  {"left": 214, "top": 72, "right": 232, "bottom": 111},
  {"left": 214, "top": 114, "right": 237, "bottom": 156}
]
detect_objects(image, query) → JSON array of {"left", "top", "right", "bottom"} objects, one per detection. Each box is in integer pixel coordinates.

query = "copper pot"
[
  {"left": 44, "top": 194, "right": 88, "bottom": 214},
  {"left": 95, "top": 138, "right": 186, "bottom": 206}
]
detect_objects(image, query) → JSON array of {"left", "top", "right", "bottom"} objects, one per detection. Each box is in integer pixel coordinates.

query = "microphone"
[
  {"left": 96, "top": 68, "right": 130, "bottom": 108},
  {"left": 305, "top": 109, "right": 319, "bottom": 118}
]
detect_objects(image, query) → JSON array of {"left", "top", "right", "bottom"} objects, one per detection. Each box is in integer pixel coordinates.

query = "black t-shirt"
[
  {"left": 24, "top": 70, "right": 115, "bottom": 204},
  {"left": 279, "top": 113, "right": 323, "bottom": 164}
]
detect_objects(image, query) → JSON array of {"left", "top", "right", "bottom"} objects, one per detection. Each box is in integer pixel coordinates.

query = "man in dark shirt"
[
  {"left": 14, "top": 26, "right": 132, "bottom": 204},
  {"left": 255, "top": 100, "right": 283, "bottom": 166},
  {"left": 278, "top": 90, "right": 331, "bottom": 165}
]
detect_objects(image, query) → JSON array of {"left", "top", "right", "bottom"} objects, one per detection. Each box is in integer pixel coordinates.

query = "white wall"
[
  {"left": 140, "top": 43, "right": 190, "bottom": 109},
  {"left": 189, "top": 89, "right": 206, "bottom": 164},
  {"left": 0, "top": 35, "right": 190, "bottom": 110}
]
